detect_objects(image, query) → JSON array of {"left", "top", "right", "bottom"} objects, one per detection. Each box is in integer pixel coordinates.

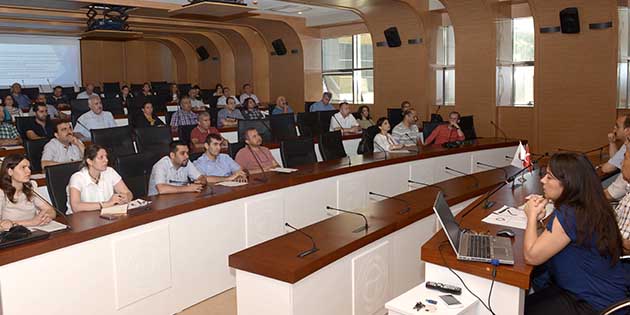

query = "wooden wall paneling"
[
  {"left": 124, "top": 40, "right": 149, "bottom": 84},
  {"left": 143, "top": 41, "right": 177, "bottom": 83},
  {"left": 143, "top": 36, "right": 189, "bottom": 84},
  {"left": 497, "top": 106, "right": 535, "bottom": 146},
  {"left": 80, "top": 40, "right": 125, "bottom": 86},
  {"left": 179, "top": 33, "right": 222, "bottom": 89},
  {"left": 198, "top": 31, "right": 236, "bottom": 91},
  {"left": 218, "top": 29, "right": 253, "bottom": 95},
  {"left": 528, "top": 0, "right": 618, "bottom": 152},
  {"left": 230, "top": 26, "right": 271, "bottom": 103}
]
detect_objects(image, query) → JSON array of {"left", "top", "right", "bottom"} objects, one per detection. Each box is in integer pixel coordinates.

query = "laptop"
[{"left": 432, "top": 191, "right": 514, "bottom": 265}]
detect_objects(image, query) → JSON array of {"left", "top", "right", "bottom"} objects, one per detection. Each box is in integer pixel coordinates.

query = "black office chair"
[
  {"left": 45, "top": 161, "right": 82, "bottom": 214},
  {"left": 459, "top": 115, "right": 477, "bottom": 140},
  {"left": 270, "top": 113, "right": 298, "bottom": 141},
  {"left": 166, "top": 111, "right": 176, "bottom": 126},
  {"left": 115, "top": 152, "right": 152, "bottom": 198},
  {"left": 189, "top": 151, "right": 203, "bottom": 162},
  {"left": 21, "top": 87, "right": 39, "bottom": 100},
  {"left": 422, "top": 121, "right": 449, "bottom": 142},
  {"left": 387, "top": 108, "right": 404, "bottom": 132},
  {"left": 14, "top": 116, "right": 33, "bottom": 140},
  {"left": 304, "top": 101, "right": 316, "bottom": 113},
  {"left": 62, "top": 87, "right": 76, "bottom": 99},
  {"left": 357, "top": 126, "right": 379, "bottom": 155},
  {"left": 178, "top": 83, "right": 192, "bottom": 96},
  {"left": 102, "top": 82, "right": 120, "bottom": 97},
  {"left": 102, "top": 97, "right": 124, "bottom": 115},
  {"left": 280, "top": 138, "right": 317, "bottom": 168},
  {"left": 318, "top": 130, "right": 347, "bottom": 161},
  {"left": 209, "top": 107, "right": 220, "bottom": 128},
  {"left": 24, "top": 138, "right": 48, "bottom": 173},
  {"left": 91, "top": 126, "right": 136, "bottom": 158},
  {"left": 135, "top": 126, "right": 172, "bottom": 157},
  {"left": 297, "top": 112, "right": 320, "bottom": 137},
  {"left": 178, "top": 124, "right": 197, "bottom": 146},
  {"left": 228, "top": 142, "right": 247, "bottom": 159},
  {"left": 130, "top": 84, "right": 144, "bottom": 95},
  {"left": 318, "top": 110, "right": 337, "bottom": 134},
  {"left": 237, "top": 119, "right": 273, "bottom": 144}
]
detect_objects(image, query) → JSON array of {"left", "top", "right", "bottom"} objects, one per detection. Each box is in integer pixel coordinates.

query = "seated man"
[
  {"left": 10, "top": 82, "right": 31, "bottom": 110},
  {"left": 35, "top": 94, "right": 61, "bottom": 119},
  {"left": 76, "top": 83, "right": 98, "bottom": 99},
  {"left": 424, "top": 111, "right": 465, "bottom": 145},
  {"left": 235, "top": 128, "right": 279, "bottom": 174},
  {"left": 0, "top": 109, "right": 21, "bottom": 146},
  {"left": 601, "top": 115, "right": 630, "bottom": 173},
  {"left": 309, "top": 92, "right": 334, "bottom": 112},
  {"left": 217, "top": 97, "right": 244, "bottom": 128},
  {"left": 24, "top": 103, "right": 54, "bottom": 140},
  {"left": 148, "top": 141, "right": 207, "bottom": 196},
  {"left": 329, "top": 102, "right": 360, "bottom": 133},
  {"left": 47, "top": 85, "right": 69, "bottom": 109},
  {"left": 74, "top": 95, "right": 116, "bottom": 138},
  {"left": 188, "top": 86, "right": 204, "bottom": 108},
  {"left": 194, "top": 133, "right": 247, "bottom": 183},
  {"left": 190, "top": 111, "right": 221, "bottom": 152},
  {"left": 612, "top": 143, "right": 630, "bottom": 253},
  {"left": 392, "top": 109, "right": 421, "bottom": 146},
  {"left": 41, "top": 121, "right": 85, "bottom": 168},
  {"left": 217, "top": 87, "right": 241, "bottom": 106},
  {"left": 170, "top": 96, "right": 199, "bottom": 132},
  {"left": 239, "top": 83, "right": 260, "bottom": 105}
]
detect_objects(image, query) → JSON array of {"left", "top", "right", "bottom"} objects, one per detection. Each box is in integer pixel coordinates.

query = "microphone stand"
[
  {"left": 444, "top": 166, "right": 479, "bottom": 188},
  {"left": 373, "top": 136, "right": 388, "bottom": 160},
  {"left": 32, "top": 189, "right": 72, "bottom": 230},
  {"left": 247, "top": 144, "right": 268, "bottom": 183},
  {"left": 490, "top": 120, "right": 508, "bottom": 141},
  {"left": 407, "top": 179, "right": 447, "bottom": 197},
  {"left": 326, "top": 206, "right": 368, "bottom": 233},
  {"left": 476, "top": 161, "right": 508, "bottom": 180},
  {"left": 368, "top": 191, "right": 411, "bottom": 214},
  {"left": 404, "top": 133, "right": 420, "bottom": 153},
  {"left": 285, "top": 222, "right": 319, "bottom": 258}
]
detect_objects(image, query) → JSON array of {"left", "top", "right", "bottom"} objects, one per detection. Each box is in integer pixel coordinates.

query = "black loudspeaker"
[
  {"left": 272, "top": 39, "right": 287, "bottom": 56},
  {"left": 384, "top": 27, "right": 402, "bottom": 48},
  {"left": 560, "top": 7, "right": 580, "bottom": 34},
  {"left": 196, "top": 46, "right": 209, "bottom": 61}
]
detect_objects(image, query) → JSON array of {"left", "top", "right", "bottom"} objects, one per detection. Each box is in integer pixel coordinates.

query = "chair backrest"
[
  {"left": 317, "top": 110, "right": 337, "bottom": 133},
  {"left": 21, "top": 87, "right": 39, "bottom": 100},
  {"left": 70, "top": 99, "right": 90, "bottom": 113},
  {"left": 61, "top": 87, "right": 76, "bottom": 99},
  {"left": 102, "top": 82, "right": 120, "bottom": 96},
  {"left": 296, "top": 112, "right": 320, "bottom": 137},
  {"left": 14, "top": 116, "right": 33, "bottom": 140},
  {"left": 228, "top": 142, "right": 246, "bottom": 159},
  {"left": 357, "top": 126, "right": 379, "bottom": 155},
  {"left": 269, "top": 113, "right": 298, "bottom": 141},
  {"left": 459, "top": 115, "right": 477, "bottom": 140},
  {"left": 387, "top": 108, "right": 404, "bottom": 131},
  {"left": 209, "top": 107, "right": 220, "bottom": 127},
  {"left": 45, "top": 161, "right": 82, "bottom": 213},
  {"left": 280, "top": 137, "right": 317, "bottom": 168},
  {"left": 115, "top": 152, "right": 152, "bottom": 198},
  {"left": 304, "top": 101, "right": 316, "bottom": 113},
  {"left": 130, "top": 84, "right": 144, "bottom": 95},
  {"left": 135, "top": 126, "right": 172, "bottom": 150},
  {"left": 102, "top": 97, "right": 124, "bottom": 115},
  {"left": 178, "top": 124, "right": 197, "bottom": 145},
  {"left": 237, "top": 119, "right": 273, "bottom": 143},
  {"left": 422, "top": 121, "right": 448, "bottom": 140},
  {"left": 24, "top": 138, "right": 49, "bottom": 173},
  {"left": 91, "top": 126, "right": 136, "bottom": 157},
  {"left": 318, "top": 130, "right": 347, "bottom": 161},
  {"left": 166, "top": 111, "right": 176, "bottom": 126},
  {"left": 178, "top": 83, "right": 192, "bottom": 96}
]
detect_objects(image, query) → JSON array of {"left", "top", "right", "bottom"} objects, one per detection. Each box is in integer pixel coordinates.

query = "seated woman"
[
  {"left": 119, "top": 85, "right": 134, "bottom": 108},
  {"left": 0, "top": 154, "right": 55, "bottom": 231},
  {"left": 271, "top": 96, "right": 293, "bottom": 115},
  {"left": 67, "top": 144, "right": 133, "bottom": 214},
  {"left": 356, "top": 105, "right": 374, "bottom": 129},
  {"left": 140, "top": 82, "right": 153, "bottom": 97},
  {"left": 0, "top": 108, "right": 21, "bottom": 146},
  {"left": 373, "top": 117, "right": 404, "bottom": 152},
  {"left": 169, "top": 83, "right": 180, "bottom": 104},
  {"left": 133, "top": 101, "right": 165, "bottom": 128},
  {"left": 241, "top": 97, "right": 264, "bottom": 120},
  {"left": 2, "top": 95, "right": 20, "bottom": 122},
  {"left": 213, "top": 84, "right": 224, "bottom": 97},
  {"left": 523, "top": 152, "right": 627, "bottom": 315}
]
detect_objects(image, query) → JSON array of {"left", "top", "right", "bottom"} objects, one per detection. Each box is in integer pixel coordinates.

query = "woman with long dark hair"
[
  {"left": 0, "top": 154, "right": 55, "bottom": 231},
  {"left": 356, "top": 105, "right": 374, "bottom": 129},
  {"left": 241, "top": 97, "right": 264, "bottom": 120},
  {"left": 523, "top": 152, "right": 627, "bottom": 314},
  {"left": 67, "top": 144, "right": 132, "bottom": 214},
  {"left": 373, "top": 117, "right": 404, "bottom": 152}
]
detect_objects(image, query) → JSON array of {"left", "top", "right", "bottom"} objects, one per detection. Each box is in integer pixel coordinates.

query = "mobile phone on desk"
[{"left": 439, "top": 294, "right": 463, "bottom": 309}]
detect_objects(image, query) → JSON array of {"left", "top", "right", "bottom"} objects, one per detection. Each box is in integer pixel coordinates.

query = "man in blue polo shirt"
[
  {"left": 194, "top": 133, "right": 247, "bottom": 183},
  {"left": 309, "top": 92, "right": 335, "bottom": 112}
]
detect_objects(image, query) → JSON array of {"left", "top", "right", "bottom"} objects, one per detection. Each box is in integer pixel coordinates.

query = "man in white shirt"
[
  {"left": 41, "top": 121, "right": 85, "bottom": 168},
  {"left": 217, "top": 87, "right": 241, "bottom": 106},
  {"left": 188, "top": 87, "right": 205, "bottom": 108},
  {"left": 329, "top": 102, "right": 360, "bottom": 133},
  {"left": 148, "top": 141, "right": 208, "bottom": 196},
  {"left": 76, "top": 83, "right": 98, "bottom": 100},
  {"left": 392, "top": 109, "right": 421, "bottom": 146},
  {"left": 75, "top": 95, "right": 117, "bottom": 138},
  {"left": 239, "top": 83, "right": 260, "bottom": 105}
]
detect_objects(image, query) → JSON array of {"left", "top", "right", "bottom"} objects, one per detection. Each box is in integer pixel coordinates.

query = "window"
[
  {"left": 322, "top": 34, "right": 373, "bottom": 104},
  {"left": 435, "top": 25, "right": 455, "bottom": 106},
  {"left": 496, "top": 17, "right": 535, "bottom": 106},
  {"left": 618, "top": 7, "right": 629, "bottom": 109}
]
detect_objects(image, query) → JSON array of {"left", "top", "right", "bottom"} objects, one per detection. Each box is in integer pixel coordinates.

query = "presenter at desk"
[
  {"left": 148, "top": 141, "right": 207, "bottom": 196},
  {"left": 522, "top": 153, "right": 627, "bottom": 315},
  {"left": 373, "top": 118, "right": 404, "bottom": 152},
  {"left": 424, "top": 111, "right": 465, "bottom": 145},
  {"left": 67, "top": 145, "right": 132, "bottom": 214},
  {"left": 0, "top": 154, "right": 55, "bottom": 231},
  {"left": 235, "top": 128, "right": 278, "bottom": 174}
]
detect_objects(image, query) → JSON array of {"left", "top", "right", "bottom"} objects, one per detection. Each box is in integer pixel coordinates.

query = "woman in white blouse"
[
  {"left": 67, "top": 144, "right": 132, "bottom": 214},
  {"left": 0, "top": 154, "right": 55, "bottom": 231},
  {"left": 373, "top": 117, "right": 404, "bottom": 152}
]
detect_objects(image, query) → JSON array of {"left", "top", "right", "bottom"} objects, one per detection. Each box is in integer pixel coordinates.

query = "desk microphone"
[
  {"left": 247, "top": 144, "right": 268, "bottom": 183},
  {"left": 32, "top": 189, "right": 72, "bottom": 230},
  {"left": 285, "top": 222, "right": 319, "bottom": 258},
  {"left": 326, "top": 206, "right": 368, "bottom": 233},
  {"left": 490, "top": 121, "right": 508, "bottom": 141},
  {"left": 404, "top": 133, "right": 420, "bottom": 153},
  {"left": 476, "top": 161, "right": 508, "bottom": 180},
  {"left": 368, "top": 191, "right": 411, "bottom": 214},
  {"left": 444, "top": 166, "right": 479, "bottom": 188},
  {"left": 407, "top": 179, "right": 447, "bottom": 197},
  {"left": 75, "top": 118, "right": 91, "bottom": 134},
  {"left": 373, "top": 138, "right": 388, "bottom": 160}
]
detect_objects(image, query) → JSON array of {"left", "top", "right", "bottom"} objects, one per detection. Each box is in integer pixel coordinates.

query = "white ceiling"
[{"left": 152, "top": 0, "right": 361, "bottom": 27}]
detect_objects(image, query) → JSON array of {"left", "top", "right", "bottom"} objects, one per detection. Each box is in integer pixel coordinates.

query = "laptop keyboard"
[{"left": 466, "top": 235, "right": 491, "bottom": 259}]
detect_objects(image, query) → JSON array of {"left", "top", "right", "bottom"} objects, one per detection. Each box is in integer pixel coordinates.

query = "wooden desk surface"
[{"left": 0, "top": 138, "right": 518, "bottom": 267}]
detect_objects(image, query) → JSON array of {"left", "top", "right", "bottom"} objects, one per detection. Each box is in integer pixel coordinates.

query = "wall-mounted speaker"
[
  {"left": 196, "top": 46, "right": 209, "bottom": 61},
  {"left": 560, "top": 7, "right": 580, "bottom": 34},
  {"left": 384, "top": 27, "right": 402, "bottom": 48},
  {"left": 271, "top": 39, "right": 287, "bottom": 56}
]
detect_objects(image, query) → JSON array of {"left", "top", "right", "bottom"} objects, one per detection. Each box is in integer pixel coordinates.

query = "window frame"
[
  {"left": 434, "top": 25, "right": 455, "bottom": 106},
  {"left": 497, "top": 16, "right": 535, "bottom": 107}
]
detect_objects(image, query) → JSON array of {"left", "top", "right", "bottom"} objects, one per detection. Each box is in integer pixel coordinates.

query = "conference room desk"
[{"left": 0, "top": 138, "right": 518, "bottom": 315}]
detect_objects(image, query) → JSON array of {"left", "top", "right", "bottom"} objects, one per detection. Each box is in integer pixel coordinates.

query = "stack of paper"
[
  {"left": 482, "top": 203, "right": 554, "bottom": 230},
  {"left": 271, "top": 167, "right": 298, "bottom": 173},
  {"left": 30, "top": 220, "right": 68, "bottom": 233}
]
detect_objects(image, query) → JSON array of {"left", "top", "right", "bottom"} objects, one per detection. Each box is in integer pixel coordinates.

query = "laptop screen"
[{"left": 432, "top": 191, "right": 462, "bottom": 253}]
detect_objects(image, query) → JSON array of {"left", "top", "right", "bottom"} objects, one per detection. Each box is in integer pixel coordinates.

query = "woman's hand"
[
  {"left": 25, "top": 210, "right": 52, "bottom": 226},
  {"left": 105, "top": 194, "right": 125, "bottom": 208},
  {"left": 525, "top": 195, "right": 547, "bottom": 220}
]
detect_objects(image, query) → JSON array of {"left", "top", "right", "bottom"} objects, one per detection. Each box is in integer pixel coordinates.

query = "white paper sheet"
[
  {"left": 29, "top": 220, "right": 67, "bottom": 233},
  {"left": 271, "top": 167, "right": 298, "bottom": 173},
  {"left": 216, "top": 181, "right": 248, "bottom": 187}
]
